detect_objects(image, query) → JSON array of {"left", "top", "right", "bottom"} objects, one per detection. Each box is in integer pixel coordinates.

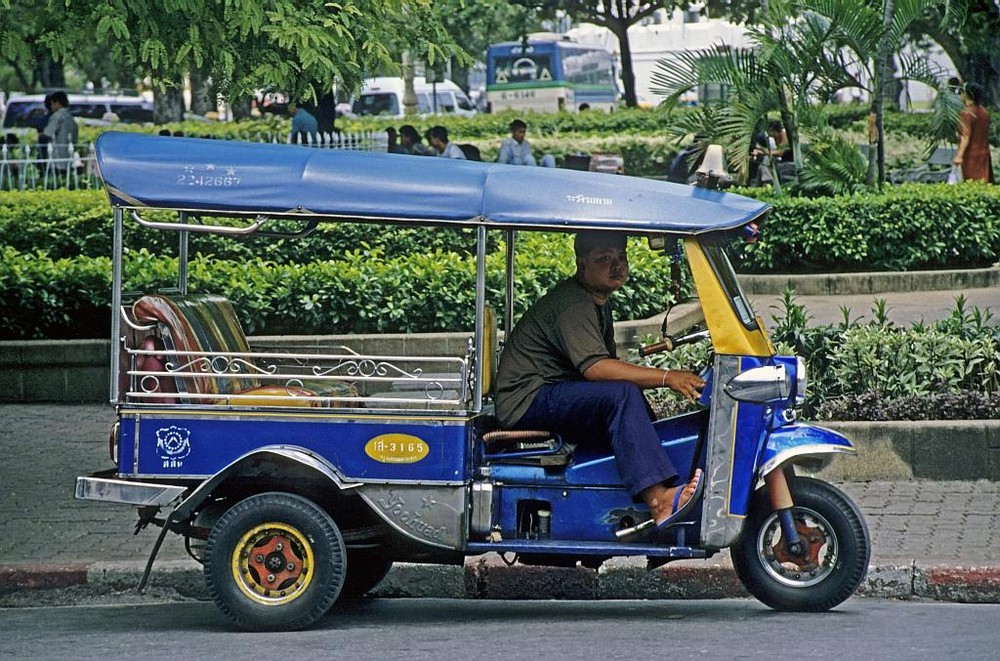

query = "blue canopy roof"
[{"left": 95, "top": 132, "right": 769, "bottom": 235}]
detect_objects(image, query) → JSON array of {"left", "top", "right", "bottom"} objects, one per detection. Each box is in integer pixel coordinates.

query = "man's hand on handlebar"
[{"left": 661, "top": 369, "right": 705, "bottom": 402}]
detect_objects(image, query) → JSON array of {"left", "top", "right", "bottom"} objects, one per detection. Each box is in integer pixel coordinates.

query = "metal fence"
[{"left": 0, "top": 130, "right": 390, "bottom": 192}]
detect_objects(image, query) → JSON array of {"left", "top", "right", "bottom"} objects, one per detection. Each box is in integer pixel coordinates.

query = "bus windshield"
[{"left": 485, "top": 39, "right": 618, "bottom": 114}]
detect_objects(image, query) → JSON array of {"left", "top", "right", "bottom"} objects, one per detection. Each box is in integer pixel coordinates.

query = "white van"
[
  {"left": 1, "top": 92, "right": 154, "bottom": 136},
  {"left": 351, "top": 77, "right": 477, "bottom": 118}
]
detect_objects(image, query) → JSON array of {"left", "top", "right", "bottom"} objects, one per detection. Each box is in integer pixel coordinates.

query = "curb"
[
  {"left": 737, "top": 266, "right": 1000, "bottom": 296},
  {"left": 4, "top": 560, "right": 999, "bottom": 605}
]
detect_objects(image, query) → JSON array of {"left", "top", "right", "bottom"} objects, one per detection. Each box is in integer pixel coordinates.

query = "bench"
[{"left": 127, "top": 293, "right": 354, "bottom": 407}]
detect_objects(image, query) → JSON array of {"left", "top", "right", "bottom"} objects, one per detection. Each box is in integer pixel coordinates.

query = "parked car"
[
  {"left": 351, "top": 76, "right": 477, "bottom": 119},
  {"left": 0, "top": 91, "right": 154, "bottom": 136}
]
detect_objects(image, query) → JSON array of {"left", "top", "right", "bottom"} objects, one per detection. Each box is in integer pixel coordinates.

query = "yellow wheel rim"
[{"left": 230, "top": 522, "right": 315, "bottom": 606}]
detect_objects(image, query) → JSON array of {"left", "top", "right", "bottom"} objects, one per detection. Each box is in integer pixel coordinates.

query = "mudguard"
[{"left": 759, "top": 423, "right": 855, "bottom": 477}]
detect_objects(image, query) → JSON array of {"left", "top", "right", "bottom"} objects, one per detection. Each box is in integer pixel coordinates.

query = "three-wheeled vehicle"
[{"left": 77, "top": 132, "right": 870, "bottom": 631}]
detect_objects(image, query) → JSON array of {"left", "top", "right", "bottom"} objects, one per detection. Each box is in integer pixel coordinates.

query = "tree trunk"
[
  {"left": 189, "top": 69, "right": 216, "bottom": 116},
  {"left": 153, "top": 84, "right": 185, "bottom": 124},
  {"left": 36, "top": 55, "right": 65, "bottom": 89},
  {"left": 228, "top": 96, "right": 253, "bottom": 121},
  {"left": 610, "top": 22, "right": 637, "bottom": 108}
]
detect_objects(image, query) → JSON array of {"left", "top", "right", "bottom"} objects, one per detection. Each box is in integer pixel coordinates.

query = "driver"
[{"left": 494, "top": 230, "right": 706, "bottom": 540}]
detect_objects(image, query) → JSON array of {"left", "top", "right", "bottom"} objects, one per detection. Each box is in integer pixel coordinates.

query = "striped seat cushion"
[{"left": 132, "top": 293, "right": 259, "bottom": 396}]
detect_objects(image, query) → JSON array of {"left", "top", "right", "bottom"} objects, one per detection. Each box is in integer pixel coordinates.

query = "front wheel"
[
  {"left": 204, "top": 492, "right": 346, "bottom": 631},
  {"left": 732, "top": 475, "right": 870, "bottom": 611}
]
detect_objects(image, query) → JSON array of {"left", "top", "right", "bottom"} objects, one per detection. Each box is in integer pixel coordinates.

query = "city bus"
[{"left": 485, "top": 35, "right": 619, "bottom": 113}]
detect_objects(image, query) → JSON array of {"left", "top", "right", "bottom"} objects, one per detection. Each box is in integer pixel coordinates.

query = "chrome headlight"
[
  {"left": 795, "top": 356, "right": 807, "bottom": 405},
  {"left": 724, "top": 365, "right": 789, "bottom": 403}
]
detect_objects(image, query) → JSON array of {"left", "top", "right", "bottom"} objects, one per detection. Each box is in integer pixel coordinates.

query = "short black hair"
[
  {"left": 428, "top": 125, "right": 449, "bottom": 142},
  {"left": 399, "top": 125, "right": 421, "bottom": 141},
  {"left": 962, "top": 82, "right": 985, "bottom": 105},
  {"left": 50, "top": 91, "right": 69, "bottom": 107},
  {"left": 509, "top": 119, "right": 527, "bottom": 131},
  {"left": 573, "top": 231, "right": 627, "bottom": 259}
]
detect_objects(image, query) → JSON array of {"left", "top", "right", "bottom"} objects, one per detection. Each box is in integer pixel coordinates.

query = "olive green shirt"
[{"left": 495, "top": 277, "right": 617, "bottom": 427}]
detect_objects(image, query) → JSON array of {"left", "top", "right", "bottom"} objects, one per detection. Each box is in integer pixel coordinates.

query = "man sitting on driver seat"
[{"left": 494, "top": 230, "right": 705, "bottom": 539}]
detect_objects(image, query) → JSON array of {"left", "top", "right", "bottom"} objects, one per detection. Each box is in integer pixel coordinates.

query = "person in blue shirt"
[
  {"left": 498, "top": 119, "right": 555, "bottom": 167},
  {"left": 288, "top": 102, "right": 319, "bottom": 145}
]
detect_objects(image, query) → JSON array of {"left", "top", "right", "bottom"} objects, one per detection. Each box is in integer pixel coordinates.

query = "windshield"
[
  {"left": 702, "top": 243, "right": 758, "bottom": 330},
  {"left": 353, "top": 92, "right": 399, "bottom": 116}
]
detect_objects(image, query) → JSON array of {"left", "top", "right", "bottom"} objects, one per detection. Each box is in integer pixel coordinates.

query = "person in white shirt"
[
  {"left": 497, "top": 118, "right": 555, "bottom": 167},
  {"left": 427, "top": 125, "right": 466, "bottom": 159},
  {"left": 498, "top": 119, "right": 537, "bottom": 166}
]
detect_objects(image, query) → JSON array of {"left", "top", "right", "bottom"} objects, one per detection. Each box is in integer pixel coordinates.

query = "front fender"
[{"left": 760, "top": 424, "right": 855, "bottom": 477}]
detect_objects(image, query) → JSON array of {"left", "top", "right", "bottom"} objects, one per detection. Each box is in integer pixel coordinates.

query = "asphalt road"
[{"left": 2, "top": 598, "right": 1000, "bottom": 660}]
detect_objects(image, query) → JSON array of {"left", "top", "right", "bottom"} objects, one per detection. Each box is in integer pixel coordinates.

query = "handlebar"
[{"left": 639, "top": 329, "right": 710, "bottom": 357}]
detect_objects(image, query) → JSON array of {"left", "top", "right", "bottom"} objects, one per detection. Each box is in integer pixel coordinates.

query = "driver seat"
[{"left": 479, "top": 305, "right": 571, "bottom": 466}]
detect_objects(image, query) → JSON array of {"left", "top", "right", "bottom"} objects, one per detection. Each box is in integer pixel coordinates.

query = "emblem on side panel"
[
  {"left": 365, "top": 433, "right": 429, "bottom": 464},
  {"left": 155, "top": 425, "right": 192, "bottom": 469}
]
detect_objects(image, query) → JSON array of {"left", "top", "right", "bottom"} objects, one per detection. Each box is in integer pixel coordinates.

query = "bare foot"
[{"left": 653, "top": 469, "right": 703, "bottom": 525}]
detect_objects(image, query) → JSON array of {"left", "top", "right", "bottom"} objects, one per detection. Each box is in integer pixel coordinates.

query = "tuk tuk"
[{"left": 77, "top": 132, "right": 870, "bottom": 631}]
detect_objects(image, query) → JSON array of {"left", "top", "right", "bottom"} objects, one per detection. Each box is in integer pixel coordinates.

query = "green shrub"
[
  {"left": 733, "top": 182, "right": 1000, "bottom": 273},
  {"left": 0, "top": 234, "right": 683, "bottom": 340},
  {"left": 764, "top": 292, "right": 1000, "bottom": 420}
]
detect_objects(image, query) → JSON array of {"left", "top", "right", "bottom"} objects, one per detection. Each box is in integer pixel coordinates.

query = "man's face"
[
  {"left": 578, "top": 246, "right": 629, "bottom": 297},
  {"left": 511, "top": 127, "right": 526, "bottom": 143}
]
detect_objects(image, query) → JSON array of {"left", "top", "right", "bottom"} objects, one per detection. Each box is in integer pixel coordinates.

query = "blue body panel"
[
  {"left": 489, "top": 411, "right": 708, "bottom": 541},
  {"left": 119, "top": 411, "right": 469, "bottom": 481},
  {"left": 95, "top": 132, "right": 770, "bottom": 234}
]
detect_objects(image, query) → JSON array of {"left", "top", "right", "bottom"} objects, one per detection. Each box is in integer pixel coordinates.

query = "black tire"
[
  {"left": 732, "top": 476, "right": 871, "bottom": 612},
  {"left": 204, "top": 492, "right": 346, "bottom": 631},
  {"left": 339, "top": 549, "right": 394, "bottom": 599}
]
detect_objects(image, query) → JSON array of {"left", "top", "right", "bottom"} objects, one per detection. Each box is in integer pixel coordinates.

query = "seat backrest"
[
  {"left": 132, "top": 293, "right": 259, "bottom": 396},
  {"left": 458, "top": 143, "right": 482, "bottom": 161}
]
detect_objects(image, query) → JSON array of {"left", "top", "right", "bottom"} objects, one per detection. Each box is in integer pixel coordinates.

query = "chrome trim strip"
[
  {"left": 700, "top": 355, "right": 743, "bottom": 550},
  {"left": 75, "top": 476, "right": 185, "bottom": 506}
]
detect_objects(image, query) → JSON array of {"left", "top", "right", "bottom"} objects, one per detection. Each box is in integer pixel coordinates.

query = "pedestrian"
[
  {"left": 288, "top": 101, "right": 319, "bottom": 145},
  {"left": 398, "top": 125, "right": 433, "bottom": 156},
  {"left": 494, "top": 231, "right": 705, "bottom": 542},
  {"left": 953, "top": 82, "right": 993, "bottom": 183},
  {"left": 427, "top": 125, "right": 466, "bottom": 159},
  {"left": 42, "top": 91, "right": 78, "bottom": 175},
  {"left": 386, "top": 127, "right": 407, "bottom": 154}
]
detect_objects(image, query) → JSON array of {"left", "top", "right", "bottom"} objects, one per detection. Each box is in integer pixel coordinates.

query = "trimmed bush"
[
  {"left": 0, "top": 234, "right": 683, "bottom": 340},
  {"left": 731, "top": 182, "right": 1000, "bottom": 273}
]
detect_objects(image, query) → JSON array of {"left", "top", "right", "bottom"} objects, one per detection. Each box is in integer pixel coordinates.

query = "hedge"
[
  {"left": 4, "top": 184, "right": 998, "bottom": 272},
  {"left": 0, "top": 234, "right": 682, "bottom": 340},
  {"left": 730, "top": 182, "right": 1000, "bottom": 273}
]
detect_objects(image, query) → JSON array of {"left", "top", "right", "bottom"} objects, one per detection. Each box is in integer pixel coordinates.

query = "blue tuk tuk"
[{"left": 76, "top": 132, "right": 869, "bottom": 630}]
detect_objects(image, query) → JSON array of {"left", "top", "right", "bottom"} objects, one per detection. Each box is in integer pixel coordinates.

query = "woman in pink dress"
[{"left": 953, "top": 82, "right": 994, "bottom": 182}]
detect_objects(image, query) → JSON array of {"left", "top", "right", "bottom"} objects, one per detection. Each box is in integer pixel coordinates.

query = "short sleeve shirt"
[{"left": 495, "top": 277, "right": 616, "bottom": 427}]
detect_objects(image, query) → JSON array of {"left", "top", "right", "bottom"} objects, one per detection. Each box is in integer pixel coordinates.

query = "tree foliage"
[{"left": 2, "top": 1, "right": 467, "bottom": 107}]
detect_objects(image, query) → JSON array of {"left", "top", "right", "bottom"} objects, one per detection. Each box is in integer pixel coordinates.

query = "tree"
[
  {"left": 910, "top": 0, "right": 1000, "bottom": 104},
  {"left": 5, "top": 1, "right": 466, "bottom": 121},
  {"left": 435, "top": 0, "right": 541, "bottom": 92},
  {"left": 652, "top": 0, "right": 956, "bottom": 189}
]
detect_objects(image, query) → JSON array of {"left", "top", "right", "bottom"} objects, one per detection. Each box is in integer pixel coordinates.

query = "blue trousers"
[{"left": 512, "top": 380, "right": 679, "bottom": 499}]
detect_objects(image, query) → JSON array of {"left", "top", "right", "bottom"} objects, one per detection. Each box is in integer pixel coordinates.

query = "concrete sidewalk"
[{"left": 1, "top": 403, "right": 997, "bottom": 606}]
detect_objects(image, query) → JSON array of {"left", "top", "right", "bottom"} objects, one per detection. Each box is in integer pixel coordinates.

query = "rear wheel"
[
  {"left": 204, "top": 492, "right": 346, "bottom": 631},
  {"left": 732, "top": 475, "right": 870, "bottom": 611}
]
